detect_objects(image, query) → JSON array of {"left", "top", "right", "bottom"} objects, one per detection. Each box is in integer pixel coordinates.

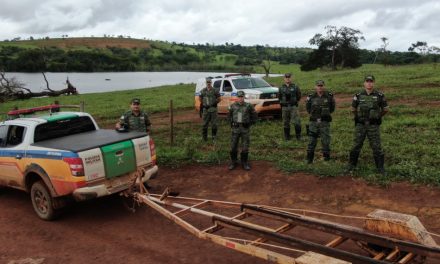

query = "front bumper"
[
  {"left": 73, "top": 165, "right": 158, "bottom": 201},
  {"left": 253, "top": 100, "right": 281, "bottom": 115}
]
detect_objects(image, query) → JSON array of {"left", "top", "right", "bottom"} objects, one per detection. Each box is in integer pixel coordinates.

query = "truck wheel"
[{"left": 31, "top": 181, "right": 58, "bottom": 220}]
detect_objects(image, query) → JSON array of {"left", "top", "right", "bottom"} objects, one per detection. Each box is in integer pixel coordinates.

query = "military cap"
[
  {"left": 205, "top": 77, "right": 213, "bottom": 83},
  {"left": 237, "top": 91, "right": 245, "bottom": 97},
  {"left": 284, "top": 73, "right": 292, "bottom": 78},
  {"left": 131, "top": 98, "right": 141, "bottom": 104},
  {"left": 364, "top": 75, "right": 375, "bottom": 81},
  {"left": 315, "top": 80, "right": 325, "bottom": 86}
]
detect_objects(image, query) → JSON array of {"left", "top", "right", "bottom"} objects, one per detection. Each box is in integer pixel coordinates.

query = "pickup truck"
[
  {"left": 0, "top": 107, "right": 158, "bottom": 220},
  {"left": 195, "top": 73, "right": 281, "bottom": 117}
]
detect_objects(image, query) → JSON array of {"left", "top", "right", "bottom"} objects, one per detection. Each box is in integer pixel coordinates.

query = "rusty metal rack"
[{"left": 133, "top": 191, "right": 440, "bottom": 264}]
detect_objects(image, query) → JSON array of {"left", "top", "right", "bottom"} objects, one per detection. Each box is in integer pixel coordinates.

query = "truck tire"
[{"left": 31, "top": 181, "right": 58, "bottom": 221}]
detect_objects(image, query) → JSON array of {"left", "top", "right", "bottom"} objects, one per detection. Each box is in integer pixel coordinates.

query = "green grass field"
[{"left": 1, "top": 63, "right": 439, "bottom": 186}]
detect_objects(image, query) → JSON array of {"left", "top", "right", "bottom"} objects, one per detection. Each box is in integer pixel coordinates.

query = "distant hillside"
[
  {"left": 0, "top": 37, "right": 151, "bottom": 50},
  {"left": 0, "top": 37, "right": 310, "bottom": 72}
]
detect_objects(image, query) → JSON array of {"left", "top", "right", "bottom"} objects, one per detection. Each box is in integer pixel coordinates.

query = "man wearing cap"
[
  {"left": 347, "top": 75, "right": 389, "bottom": 174},
  {"left": 279, "top": 73, "right": 302, "bottom": 140},
  {"left": 228, "top": 90, "right": 257, "bottom": 170},
  {"left": 305, "top": 80, "right": 335, "bottom": 163},
  {"left": 116, "top": 98, "right": 151, "bottom": 133},
  {"left": 199, "top": 77, "right": 221, "bottom": 141}
]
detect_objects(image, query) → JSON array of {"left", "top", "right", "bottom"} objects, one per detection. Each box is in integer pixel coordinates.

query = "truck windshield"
[
  {"left": 34, "top": 116, "right": 96, "bottom": 142},
  {"left": 232, "top": 78, "right": 271, "bottom": 89}
]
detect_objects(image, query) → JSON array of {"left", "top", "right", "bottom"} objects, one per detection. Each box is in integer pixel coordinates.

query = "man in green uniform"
[
  {"left": 279, "top": 73, "right": 302, "bottom": 140},
  {"left": 347, "top": 75, "right": 389, "bottom": 174},
  {"left": 228, "top": 91, "right": 257, "bottom": 171},
  {"left": 116, "top": 98, "right": 151, "bottom": 133},
  {"left": 199, "top": 77, "right": 221, "bottom": 141},
  {"left": 305, "top": 80, "right": 335, "bottom": 163}
]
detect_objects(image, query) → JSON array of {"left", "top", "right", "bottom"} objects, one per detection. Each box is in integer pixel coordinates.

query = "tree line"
[{"left": 1, "top": 30, "right": 439, "bottom": 73}]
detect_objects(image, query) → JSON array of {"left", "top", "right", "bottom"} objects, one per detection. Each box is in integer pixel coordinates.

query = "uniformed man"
[
  {"left": 228, "top": 91, "right": 257, "bottom": 170},
  {"left": 199, "top": 77, "right": 221, "bottom": 141},
  {"left": 347, "top": 75, "right": 389, "bottom": 174},
  {"left": 305, "top": 80, "right": 335, "bottom": 163},
  {"left": 279, "top": 73, "right": 302, "bottom": 140},
  {"left": 115, "top": 98, "right": 151, "bottom": 133}
]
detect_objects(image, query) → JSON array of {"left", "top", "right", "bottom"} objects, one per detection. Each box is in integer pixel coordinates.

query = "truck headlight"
[{"left": 245, "top": 94, "right": 258, "bottom": 100}]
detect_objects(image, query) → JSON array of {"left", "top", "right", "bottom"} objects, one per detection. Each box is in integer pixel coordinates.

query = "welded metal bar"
[
  {"left": 250, "top": 223, "right": 295, "bottom": 246},
  {"left": 213, "top": 215, "right": 387, "bottom": 264},
  {"left": 242, "top": 204, "right": 440, "bottom": 259},
  {"left": 326, "top": 236, "right": 348, "bottom": 248},
  {"left": 398, "top": 253, "right": 415, "bottom": 264},
  {"left": 385, "top": 247, "right": 400, "bottom": 261}
]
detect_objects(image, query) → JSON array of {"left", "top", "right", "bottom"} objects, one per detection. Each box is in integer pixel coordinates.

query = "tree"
[
  {"left": 373, "top": 37, "right": 389, "bottom": 65},
  {"left": 309, "top": 25, "right": 364, "bottom": 70},
  {"left": 408, "top": 41, "right": 429, "bottom": 55},
  {"left": 0, "top": 70, "right": 78, "bottom": 102},
  {"left": 261, "top": 58, "right": 271, "bottom": 78},
  {"left": 408, "top": 41, "right": 440, "bottom": 63}
]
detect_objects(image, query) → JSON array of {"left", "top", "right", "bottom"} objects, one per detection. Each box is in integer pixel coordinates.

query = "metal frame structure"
[{"left": 133, "top": 189, "right": 440, "bottom": 264}]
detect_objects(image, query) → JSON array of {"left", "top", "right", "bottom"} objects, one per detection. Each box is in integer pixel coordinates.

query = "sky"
[{"left": 1, "top": 0, "right": 439, "bottom": 52}]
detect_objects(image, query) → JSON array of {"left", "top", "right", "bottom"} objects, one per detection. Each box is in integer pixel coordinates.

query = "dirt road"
[{"left": 1, "top": 161, "right": 440, "bottom": 264}]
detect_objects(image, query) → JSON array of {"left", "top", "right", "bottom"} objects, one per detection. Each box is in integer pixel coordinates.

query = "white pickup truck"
[{"left": 0, "top": 107, "right": 158, "bottom": 220}]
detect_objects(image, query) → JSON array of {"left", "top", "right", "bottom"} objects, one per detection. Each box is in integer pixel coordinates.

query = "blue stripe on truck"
[{"left": 1, "top": 149, "right": 78, "bottom": 160}]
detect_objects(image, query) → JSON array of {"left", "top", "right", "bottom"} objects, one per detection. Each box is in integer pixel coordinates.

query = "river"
[{"left": 4, "top": 72, "right": 277, "bottom": 94}]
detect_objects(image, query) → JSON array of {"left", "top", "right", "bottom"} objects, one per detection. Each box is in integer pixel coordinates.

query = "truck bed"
[{"left": 32, "top": 130, "right": 148, "bottom": 152}]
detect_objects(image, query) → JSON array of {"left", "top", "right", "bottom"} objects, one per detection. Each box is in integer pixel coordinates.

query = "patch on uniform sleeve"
[
  {"left": 353, "top": 96, "right": 358, "bottom": 101},
  {"left": 306, "top": 96, "right": 311, "bottom": 101}
]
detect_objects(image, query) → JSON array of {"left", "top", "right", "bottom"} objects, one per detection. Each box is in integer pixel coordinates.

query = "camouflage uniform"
[
  {"left": 199, "top": 87, "right": 221, "bottom": 140},
  {"left": 305, "top": 91, "right": 335, "bottom": 163},
  {"left": 228, "top": 95, "right": 257, "bottom": 170},
  {"left": 349, "top": 89, "right": 388, "bottom": 172},
  {"left": 119, "top": 110, "right": 151, "bottom": 132},
  {"left": 279, "top": 83, "right": 302, "bottom": 140}
]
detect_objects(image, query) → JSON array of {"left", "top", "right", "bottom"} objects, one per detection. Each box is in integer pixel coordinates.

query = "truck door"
[
  {"left": 219, "top": 80, "right": 234, "bottom": 113},
  {"left": 0, "top": 125, "right": 27, "bottom": 188}
]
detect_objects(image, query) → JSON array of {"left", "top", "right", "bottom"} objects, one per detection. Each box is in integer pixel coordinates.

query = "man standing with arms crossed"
[
  {"left": 347, "top": 75, "right": 389, "bottom": 174},
  {"left": 279, "top": 73, "right": 302, "bottom": 140}
]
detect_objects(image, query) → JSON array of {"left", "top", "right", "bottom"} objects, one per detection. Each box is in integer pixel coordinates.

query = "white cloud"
[{"left": 1, "top": 0, "right": 439, "bottom": 51}]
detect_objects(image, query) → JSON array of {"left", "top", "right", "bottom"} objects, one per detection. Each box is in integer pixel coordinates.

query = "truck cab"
[
  {"left": 195, "top": 74, "right": 281, "bottom": 116},
  {"left": 0, "top": 106, "right": 158, "bottom": 220}
]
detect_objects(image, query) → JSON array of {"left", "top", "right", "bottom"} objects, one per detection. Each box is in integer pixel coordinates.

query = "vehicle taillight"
[
  {"left": 149, "top": 138, "right": 156, "bottom": 166},
  {"left": 63, "top": 157, "right": 85, "bottom": 176}
]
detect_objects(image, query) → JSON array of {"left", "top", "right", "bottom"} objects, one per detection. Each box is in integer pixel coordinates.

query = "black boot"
[
  {"left": 202, "top": 128, "right": 208, "bottom": 141},
  {"left": 241, "top": 152, "right": 251, "bottom": 171},
  {"left": 284, "top": 128, "right": 291, "bottom": 140},
  {"left": 374, "top": 154, "right": 386, "bottom": 175},
  {"left": 346, "top": 150, "right": 360, "bottom": 172},
  {"left": 307, "top": 151, "right": 314, "bottom": 164},
  {"left": 323, "top": 151, "right": 331, "bottom": 161},
  {"left": 212, "top": 128, "right": 217, "bottom": 141},
  {"left": 228, "top": 151, "right": 238, "bottom": 170},
  {"left": 295, "top": 125, "right": 302, "bottom": 140}
]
